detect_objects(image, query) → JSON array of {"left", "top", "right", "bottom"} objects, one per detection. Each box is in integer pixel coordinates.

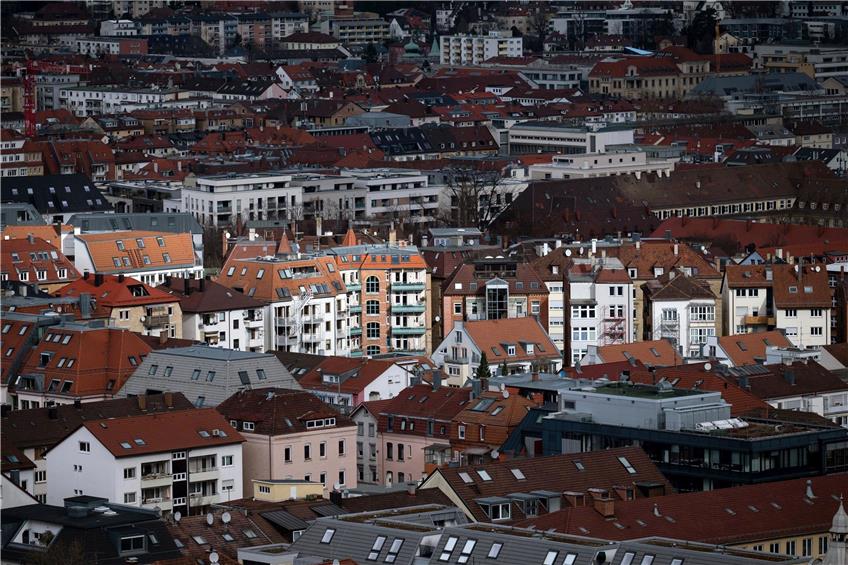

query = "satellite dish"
[
  {"left": 490, "top": 449, "right": 499, "bottom": 459},
  {"left": 502, "top": 389, "right": 509, "bottom": 399},
  {"left": 564, "top": 249, "right": 572, "bottom": 257},
  {"left": 210, "top": 551, "right": 219, "bottom": 564},
  {"left": 704, "top": 363, "right": 712, "bottom": 372},
  {"left": 206, "top": 512, "right": 214, "bottom": 526},
  {"left": 173, "top": 511, "right": 181, "bottom": 523},
  {"left": 139, "top": 316, "right": 146, "bottom": 322},
  {"left": 815, "top": 266, "right": 821, "bottom": 272},
  {"left": 221, "top": 511, "right": 231, "bottom": 524}
]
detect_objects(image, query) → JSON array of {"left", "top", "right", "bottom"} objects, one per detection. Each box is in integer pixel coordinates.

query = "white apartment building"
[
  {"left": 722, "top": 264, "right": 832, "bottom": 348},
  {"left": 440, "top": 31, "right": 523, "bottom": 65},
  {"left": 100, "top": 19, "right": 140, "bottom": 36},
  {"left": 508, "top": 122, "right": 635, "bottom": 155},
  {"left": 270, "top": 13, "right": 309, "bottom": 40},
  {"left": 320, "top": 15, "right": 390, "bottom": 45},
  {"left": 182, "top": 172, "right": 302, "bottom": 227},
  {"left": 346, "top": 169, "right": 441, "bottom": 225},
  {"left": 643, "top": 273, "right": 718, "bottom": 358},
  {"left": 37, "top": 74, "right": 82, "bottom": 111},
  {"left": 289, "top": 172, "right": 363, "bottom": 221},
  {"left": 58, "top": 86, "right": 180, "bottom": 117},
  {"left": 530, "top": 149, "right": 677, "bottom": 180},
  {"left": 75, "top": 38, "right": 143, "bottom": 57},
  {"left": 45, "top": 409, "right": 243, "bottom": 516}
]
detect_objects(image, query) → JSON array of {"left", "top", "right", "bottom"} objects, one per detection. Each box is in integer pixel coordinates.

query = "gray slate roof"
[
  {"left": 0, "top": 203, "right": 45, "bottom": 228},
  {"left": 119, "top": 346, "right": 299, "bottom": 407},
  {"left": 690, "top": 72, "right": 821, "bottom": 97},
  {"left": 67, "top": 212, "right": 203, "bottom": 235}
]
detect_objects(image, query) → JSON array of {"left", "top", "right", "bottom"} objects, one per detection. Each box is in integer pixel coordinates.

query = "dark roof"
[
  {"left": 737, "top": 361, "right": 848, "bottom": 400},
  {"left": 161, "top": 277, "right": 266, "bottom": 313},
  {"left": 1, "top": 174, "right": 111, "bottom": 215},
  {"left": 67, "top": 212, "right": 203, "bottom": 235},
  {"left": 1, "top": 393, "right": 194, "bottom": 451},
  {"left": 421, "top": 446, "right": 672, "bottom": 522},
  {"left": 215, "top": 387, "right": 353, "bottom": 435},
  {"left": 642, "top": 272, "right": 716, "bottom": 301}
]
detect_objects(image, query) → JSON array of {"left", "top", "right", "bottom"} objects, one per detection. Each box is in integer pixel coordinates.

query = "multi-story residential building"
[
  {"left": 529, "top": 148, "right": 677, "bottom": 181},
  {"left": 325, "top": 242, "right": 431, "bottom": 356},
  {"left": 344, "top": 169, "right": 441, "bottom": 225},
  {"left": 531, "top": 252, "right": 634, "bottom": 361},
  {"left": 73, "top": 230, "right": 202, "bottom": 286},
  {"left": 58, "top": 86, "right": 180, "bottom": 117},
  {"left": 9, "top": 322, "right": 152, "bottom": 409},
  {"left": 507, "top": 122, "right": 635, "bottom": 155},
  {"left": 728, "top": 361, "right": 848, "bottom": 427},
  {"left": 161, "top": 277, "right": 267, "bottom": 352},
  {"left": 432, "top": 318, "right": 561, "bottom": 386},
  {"left": 288, "top": 171, "right": 362, "bottom": 221},
  {"left": 119, "top": 346, "right": 299, "bottom": 408},
  {"left": 218, "top": 254, "right": 350, "bottom": 355},
  {"left": 0, "top": 129, "right": 44, "bottom": 177},
  {"left": 57, "top": 274, "right": 184, "bottom": 339},
  {"left": 441, "top": 257, "right": 549, "bottom": 338},
  {"left": 448, "top": 389, "right": 536, "bottom": 466},
  {"left": 0, "top": 236, "right": 79, "bottom": 292},
  {"left": 722, "top": 264, "right": 832, "bottom": 347},
  {"left": 269, "top": 12, "right": 309, "bottom": 40},
  {"left": 182, "top": 172, "right": 302, "bottom": 227},
  {"left": 439, "top": 31, "right": 523, "bottom": 65},
  {"left": 75, "top": 37, "right": 148, "bottom": 57},
  {"left": 349, "top": 399, "right": 387, "bottom": 484},
  {"left": 505, "top": 381, "right": 848, "bottom": 491},
  {"left": 320, "top": 14, "right": 390, "bottom": 45},
  {"left": 642, "top": 272, "right": 718, "bottom": 358},
  {"left": 2, "top": 174, "right": 112, "bottom": 225},
  {"left": 1, "top": 393, "right": 193, "bottom": 503},
  {"left": 217, "top": 387, "right": 357, "bottom": 494},
  {"left": 100, "top": 19, "right": 140, "bottom": 35},
  {"left": 297, "top": 357, "right": 415, "bottom": 411},
  {"left": 45, "top": 408, "right": 244, "bottom": 516},
  {"left": 373, "top": 382, "right": 472, "bottom": 486}
]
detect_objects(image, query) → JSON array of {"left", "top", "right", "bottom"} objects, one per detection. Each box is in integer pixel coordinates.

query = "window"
[
  {"left": 487, "top": 503, "right": 510, "bottom": 520},
  {"left": 124, "top": 492, "right": 136, "bottom": 504},
  {"left": 454, "top": 302, "right": 462, "bottom": 315},
  {"left": 487, "top": 542, "right": 502, "bottom": 559},
  {"left": 320, "top": 529, "right": 335, "bottom": 544},
  {"left": 35, "top": 470, "right": 46, "bottom": 483},
  {"left": 116, "top": 240, "right": 125, "bottom": 251},
  {"left": 243, "top": 422, "right": 255, "bottom": 431},
  {"left": 811, "top": 308, "right": 823, "bottom": 317},
  {"left": 385, "top": 538, "right": 403, "bottom": 563},
  {"left": 304, "top": 444, "right": 311, "bottom": 460},
  {"left": 639, "top": 557, "right": 655, "bottom": 565},
  {"left": 802, "top": 538, "right": 812, "bottom": 557},
  {"left": 120, "top": 535, "right": 144, "bottom": 553},
  {"left": 222, "top": 455, "right": 233, "bottom": 467},
  {"left": 366, "top": 276, "right": 380, "bottom": 293},
  {"left": 124, "top": 467, "right": 136, "bottom": 479},
  {"left": 191, "top": 369, "right": 201, "bottom": 380},
  {"left": 786, "top": 541, "right": 796, "bottom": 556},
  {"left": 163, "top": 366, "right": 173, "bottom": 377},
  {"left": 368, "top": 536, "right": 386, "bottom": 560},
  {"left": 339, "top": 439, "right": 346, "bottom": 456},
  {"left": 563, "top": 554, "right": 577, "bottom": 565},
  {"left": 79, "top": 441, "right": 90, "bottom": 453},
  {"left": 811, "top": 327, "right": 823, "bottom": 336},
  {"left": 320, "top": 442, "right": 326, "bottom": 458},
  {"left": 367, "top": 322, "right": 380, "bottom": 339},
  {"left": 620, "top": 554, "right": 635, "bottom": 565},
  {"left": 440, "top": 537, "right": 458, "bottom": 561},
  {"left": 458, "top": 425, "right": 466, "bottom": 439},
  {"left": 367, "top": 300, "right": 380, "bottom": 315},
  {"left": 544, "top": 551, "right": 558, "bottom": 565},
  {"left": 618, "top": 456, "right": 637, "bottom": 474},
  {"left": 785, "top": 309, "right": 798, "bottom": 317}
]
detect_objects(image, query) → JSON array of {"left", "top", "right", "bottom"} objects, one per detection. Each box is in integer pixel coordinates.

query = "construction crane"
[{"left": 22, "top": 59, "right": 91, "bottom": 137}]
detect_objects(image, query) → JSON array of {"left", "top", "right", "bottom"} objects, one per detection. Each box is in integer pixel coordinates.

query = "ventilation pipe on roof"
[
  {"left": 673, "top": 243, "right": 679, "bottom": 256},
  {"left": 94, "top": 273, "right": 104, "bottom": 287},
  {"left": 80, "top": 292, "right": 92, "bottom": 319},
  {"left": 806, "top": 479, "right": 815, "bottom": 499}
]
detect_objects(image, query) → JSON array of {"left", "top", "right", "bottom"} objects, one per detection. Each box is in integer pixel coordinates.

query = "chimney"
[
  {"left": 184, "top": 277, "right": 191, "bottom": 296},
  {"left": 406, "top": 482, "right": 416, "bottom": 496},
  {"left": 805, "top": 479, "right": 815, "bottom": 499},
  {"left": 531, "top": 371, "right": 540, "bottom": 382},
  {"left": 74, "top": 398, "right": 82, "bottom": 409},
  {"left": 591, "top": 239, "right": 597, "bottom": 256},
  {"left": 94, "top": 273, "right": 104, "bottom": 287},
  {"left": 199, "top": 277, "right": 206, "bottom": 292},
  {"left": 159, "top": 330, "right": 168, "bottom": 346},
  {"left": 137, "top": 395, "right": 147, "bottom": 411},
  {"left": 389, "top": 223, "right": 397, "bottom": 245},
  {"left": 784, "top": 369, "right": 796, "bottom": 385},
  {"left": 164, "top": 391, "right": 173, "bottom": 408},
  {"left": 471, "top": 379, "right": 481, "bottom": 399},
  {"left": 79, "top": 292, "right": 92, "bottom": 319},
  {"left": 48, "top": 406, "right": 58, "bottom": 420},
  {"left": 154, "top": 161, "right": 159, "bottom": 173},
  {"left": 27, "top": 234, "right": 34, "bottom": 244},
  {"left": 316, "top": 216, "right": 323, "bottom": 237},
  {"left": 652, "top": 503, "right": 661, "bottom": 517},
  {"left": 592, "top": 495, "right": 615, "bottom": 518},
  {"left": 117, "top": 274, "right": 125, "bottom": 283},
  {"left": 635, "top": 240, "right": 641, "bottom": 252},
  {"left": 776, "top": 248, "right": 784, "bottom": 260},
  {"left": 329, "top": 489, "right": 343, "bottom": 506},
  {"left": 673, "top": 243, "right": 679, "bottom": 256},
  {"left": 431, "top": 371, "right": 442, "bottom": 390},
  {"left": 83, "top": 271, "right": 90, "bottom": 280}
]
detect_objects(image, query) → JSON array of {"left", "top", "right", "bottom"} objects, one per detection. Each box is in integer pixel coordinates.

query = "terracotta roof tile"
[
  {"left": 0, "top": 236, "right": 79, "bottom": 285},
  {"left": 717, "top": 330, "right": 792, "bottom": 366},
  {"left": 591, "top": 339, "right": 682, "bottom": 367},
  {"left": 161, "top": 277, "right": 266, "bottom": 313},
  {"left": 738, "top": 361, "right": 848, "bottom": 401},
  {"left": 75, "top": 230, "right": 196, "bottom": 274},
  {"left": 463, "top": 318, "right": 560, "bottom": 364},
  {"left": 56, "top": 274, "right": 180, "bottom": 310}
]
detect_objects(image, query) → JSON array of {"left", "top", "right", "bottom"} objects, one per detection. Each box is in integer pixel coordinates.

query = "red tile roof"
[
  {"left": 717, "top": 330, "right": 792, "bottom": 366},
  {"left": 592, "top": 339, "right": 683, "bottom": 367},
  {"left": 298, "top": 357, "right": 402, "bottom": 395},
  {"left": 376, "top": 383, "right": 472, "bottom": 435},
  {"left": 462, "top": 318, "right": 560, "bottom": 364},
  {"left": 0, "top": 236, "right": 79, "bottom": 286},
  {"left": 516, "top": 473, "right": 848, "bottom": 545},
  {"left": 56, "top": 274, "right": 180, "bottom": 310},
  {"left": 75, "top": 230, "right": 196, "bottom": 273},
  {"left": 78, "top": 408, "right": 243, "bottom": 458},
  {"left": 741, "top": 361, "right": 848, "bottom": 401}
]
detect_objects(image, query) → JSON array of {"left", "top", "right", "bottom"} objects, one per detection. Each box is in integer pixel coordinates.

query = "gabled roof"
[
  {"left": 56, "top": 274, "right": 180, "bottom": 309},
  {"left": 1, "top": 174, "right": 111, "bottom": 215},
  {"left": 161, "top": 276, "right": 266, "bottom": 313},
  {"left": 772, "top": 264, "right": 831, "bottom": 308},
  {"left": 0, "top": 237, "right": 79, "bottom": 285},
  {"left": 592, "top": 339, "right": 682, "bottom": 367},
  {"left": 717, "top": 330, "right": 792, "bottom": 366},
  {"left": 460, "top": 318, "right": 560, "bottom": 364},
  {"left": 216, "top": 387, "right": 354, "bottom": 436},
  {"left": 377, "top": 383, "right": 472, "bottom": 430},
  {"left": 75, "top": 230, "right": 196, "bottom": 274},
  {"left": 738, "top": 361, "right": 848, "bottom": 401},
  {"left": 648, "top": 363, "right": 769, "bottom": 416},
  {"left": 1, "top": 393, "right": 193, "bottom": 451},
  {"left": 298, "top": 357, "right": 403, "bottom": 395},
  {"left": 420, "top": 446, "right": 672, "bottom": 522},
  {"left": 642, "top": 272, "right": 716, "bottom": 301},
  {"left": 516, "top": 473, "right": 848, "bottom": 545},
  {"left": 79, "top": 408, "right": 243, "bottom": 458},
  {"left": 453, "top": 390, "right": 535, "bottom": 429}
]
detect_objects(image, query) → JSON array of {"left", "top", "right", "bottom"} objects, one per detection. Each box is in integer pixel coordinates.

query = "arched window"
[
  {"left": 366, "top": 300, "right": 380, "bottom": 315},
  {"left": 366, "top": 276, "right": 380, "bottom": 293},
  {"left": 366, "top": 322, "right": 380, "bottom": 339}
]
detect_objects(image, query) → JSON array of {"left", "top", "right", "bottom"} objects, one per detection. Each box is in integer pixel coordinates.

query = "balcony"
[
  {"left": 144, "top": 314, "right": 170, "bottom": 328},
  {"left": 302, "top": 333, "right": 322, "bottom": 343},
  {"left": 390, "top": 327, "right": 426, "bottom": 336},
  {"left": 444, "top": 355, "right": 469, "bottom": 364},
  {"left": 349, "top": 305, "right": 362, "bottom": 314},
  {"left": 347, "top": 283, "right": 361, "bottom": 292},
  {"left": 275, "top": 317, "right": 293, "bottom": 327},
  {"left": 391, "top": 304, "right": 425, "bottom": 314},
  {"left": 141, "top": 473, "right": 172, "bottom": 487},
  {"left": 390, "top": 282, "right": 425, "bottom": 292},
  {"left": 349, "top": 327, "right": 362, "bottom": 336},
  {"left": 744, "top": 315, "right": 775, "bottom": 326},
  {"left": 245, "top": 313, "right": 263, "bottom": 327}
]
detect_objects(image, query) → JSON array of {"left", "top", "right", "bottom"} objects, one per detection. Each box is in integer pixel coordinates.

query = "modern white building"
[
  {"left": 289, "top": 171, "right": 363, "bottom": 221},
  {"left": 182, "top": 172, "right": 302, "bottom": 227},
  {"left": 643, "top": 273, "right": 718, "bottom": 358},
  {"left": 100, "top": 19, "right": 140, "bottom": 36},
  {"left": 508, "top": 122, "right": 635, "bottom": 155},
  {"left": 439, "top": 31, "right": 523, "bottom": 65},
  {"left": 529, "top": 148, "right": 677, "bottom": 180},
  {"left": 45, "top": 409, "right": 244, "bottom": 516},
  {"left": 346, "top": 169, "right": 441, "bottom": 225},
  {"left": 58, "top": 86, "right": 180, "bottom": 117}
]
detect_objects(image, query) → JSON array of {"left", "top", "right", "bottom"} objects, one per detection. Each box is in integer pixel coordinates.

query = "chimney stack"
[
  {"left": 164, "top": 391, "right": 173, "bottom": 408},
  {"left": 406, "top": 483, "right": 416, "bottom": 496},
  {"left": 673, "top": 243, "right": 679, "bottom": 256},
  {"left": 316, "top": 216, "right": 323, "bottom": 237},
  {"left": 806, "top": 479, "right": 815, "bottom": 499},
  {"left": 79, "top": 292, "right": 92, "bottom": 319},
  {"left": 94, "top": 273, "right": 104, "bottom": 287},
  {"left": 159, "top": 330, "right": 168, "bottom": 346},
  {"left": 118, "top": 274, "right": 125, "bottom": 283},
  {"left": 184, "top": 277, "right": 191, "bottom": 296}
]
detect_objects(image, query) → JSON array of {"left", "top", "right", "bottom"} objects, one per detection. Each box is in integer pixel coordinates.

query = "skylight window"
[
  {"left": 440, "top": 537, "right": 458, "bottom": 561},
  {"left": 620, "top": 553, "right": 635, "bottom": 565},
  {"left": 618, "top": 456, "right": 637, "bottom": 474},
  {"left": 243, "top": 529, "right": 257, "bottom": 539},
  {"left": 510, "top": 468, "right": 525, "bottom": 480},
  {"left": 457, "top": 540, "right": 476, "bottom": 564},
  {"left": 640, "top": 556, "right": 655, "bottom": 565},
  {"left": 134, "top": 438, "right": 145, "bottom": 446},
  {"left": 563, "top": 555, "right": 577, "bottom": 565},
  {"left": 487, "top": 542, "right": 502, "bottom": 559},
  {"left": 491, "top": 406, "right": 504, "bottom": 416},
  {"left": 544, "top": 551, "right": 559, "bottom": 565},
  {"left": 121, "top": 442, "right": 132, "bottom": 449},
  {"left": 385, "top": 538, "right": 403, "bottom": 563},
  {"left": 192, "top": 536, "right": 207, "bottom": 545},
  {"left": 574, "top": 461, "right": 585, "bottom": 471},
  {"left": 477, "top": 470, "right": 492, "bottom": 481},
  {"left": 320, "top": 529, "right": 335, "bottom": 544},
  {"left": 368, "top": 536, "right": 386, "bottom": 560},
  {"left": 458, "top": 472, "right": 473, "bottom": 484}
]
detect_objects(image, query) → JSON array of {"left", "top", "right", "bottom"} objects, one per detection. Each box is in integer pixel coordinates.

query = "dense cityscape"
[{"left": 1, "top": 1, "right": 848, "bottom": 564}]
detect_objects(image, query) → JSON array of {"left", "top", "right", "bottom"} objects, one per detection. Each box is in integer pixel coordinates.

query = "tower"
[{"left": 822, "top": 496, "right": 848, "bottom": 565}]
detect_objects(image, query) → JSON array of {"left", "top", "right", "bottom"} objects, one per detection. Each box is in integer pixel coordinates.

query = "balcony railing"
[
  {"left": 744, "top": 315, "right": 775, "bottom": 325},
  {"left": 391, "top": 282, "right": 425, "bottom": 292},
  {"left": 347, "top": 283, "right": 361, "bottom": 291},
  {"left": 391, "top": 304, "right": 425, "bottom": 314},
  {"left": 141, "top": 472, "right": 171, "bottom": 481},
  {"left": 144, "top": 315, "right": 170, "bottom": 328},
  {"left": 349, "top": 327, "right": 362, "bottom": 336},
  {"left": 390, "top": 327, "right": 426, "bottom": 336}
]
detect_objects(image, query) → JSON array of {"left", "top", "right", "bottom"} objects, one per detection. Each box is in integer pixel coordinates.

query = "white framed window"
[
  {"left": 123, "top": 467, "right": 136, "bottom": 479},
  {"left": 222, "top": 455, "right": 233, "bottom": 467},
  {"left": 124, "top": 492, "right": 136, "bottom": 504},
  {"left": 79, "top": 441, "right": 90, "bottom": 453}
]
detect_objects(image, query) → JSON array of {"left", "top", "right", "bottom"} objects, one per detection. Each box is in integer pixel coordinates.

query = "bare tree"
[{"left": 441, "top": 166, "right": 507, "bottom": 230}]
